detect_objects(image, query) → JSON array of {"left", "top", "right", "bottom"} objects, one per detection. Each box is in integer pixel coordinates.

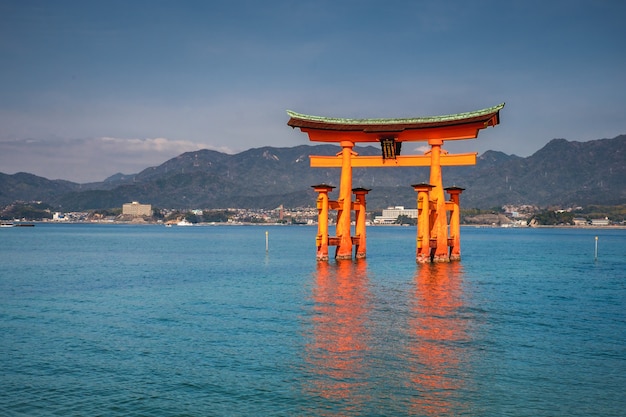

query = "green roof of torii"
[{"left": 287, "top": 103, "right": 505, "bottom": 132}]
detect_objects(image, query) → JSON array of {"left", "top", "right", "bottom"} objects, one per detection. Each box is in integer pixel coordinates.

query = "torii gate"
[{"left": 287, "top": 103, "right": 504, "bottom": 263}]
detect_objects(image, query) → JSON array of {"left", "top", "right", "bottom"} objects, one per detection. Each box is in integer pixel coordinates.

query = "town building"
[
  {"left": 590, "top": 218, "right": 610, "bottom": 226},
  {"left": 122, "top": 201, "right": 152, "bottom": 217},
  {"left": 573, "top": 217, "right": 589, "bottom": 226},
  {"left": 53, "top": 212, "right": 67, "bottom": 221}
]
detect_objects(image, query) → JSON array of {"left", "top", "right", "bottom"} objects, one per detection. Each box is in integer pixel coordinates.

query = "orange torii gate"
[{"left": 287, "top": 103, "right": 504, "bottom": 263}]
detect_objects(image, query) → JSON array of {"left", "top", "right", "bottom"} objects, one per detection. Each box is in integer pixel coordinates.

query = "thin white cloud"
[
  {"left": 97, "top": 136, "right": 221, "bottom": 154},
  {"left": 0, "top": 136, "right": 230, "bottom": 183}
]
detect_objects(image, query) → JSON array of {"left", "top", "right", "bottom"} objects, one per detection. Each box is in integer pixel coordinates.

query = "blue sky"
[{"left": 1, "top": 0, "right": 625, "bottom": 182}]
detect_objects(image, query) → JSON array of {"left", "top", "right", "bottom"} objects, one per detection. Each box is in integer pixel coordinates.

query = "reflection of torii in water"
[
  {"left": 303, "top": 259, "right": 472, "bottom": 414},
  {"left": 304, "top": 260, "right": 372, "bottom": 413},
  {"left": 287, "top": 103, "right": 505, "bottom": 262},
  {"left": 410, "top": 262, "right": 470, "bottom": 415}
]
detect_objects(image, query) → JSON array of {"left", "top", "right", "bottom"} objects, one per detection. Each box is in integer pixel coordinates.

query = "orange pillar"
[
  {"left": 312, "top": 184, "right": 335, "bottom": 261},
  {"left": 352, "top": 187, "right": 370, "bottom": 259},
  {"left": 412, "top": 183, "right": 434, "bottom": 263},
  {"left": 335, "top": 141, "right": 354, "bottom": 260},
  {"left": 445, "top": 186, "right": 464, "bottom": 261},
  {"left": 428, "top": 139, "right": 450, "bottom": 262}
]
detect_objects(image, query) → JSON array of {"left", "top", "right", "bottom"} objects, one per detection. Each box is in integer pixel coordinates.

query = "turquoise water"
[{"left": 1, "top": 224, "right": 625, "bottom": 416}]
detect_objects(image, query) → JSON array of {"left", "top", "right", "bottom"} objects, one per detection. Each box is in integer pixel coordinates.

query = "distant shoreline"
[
  {"left": 8, "top": 220, "right": 626, "bottom": 229},
  {"left": 461, "top": 224, "right": 626, "bottom": 229}
]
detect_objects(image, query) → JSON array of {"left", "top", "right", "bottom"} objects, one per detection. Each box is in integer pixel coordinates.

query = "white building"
[
  {"left": 374, "top": 206, "right": 418, "bottom": 224},
  {"left": 122, "top": 201, "right": 152, "bottom": 217}
]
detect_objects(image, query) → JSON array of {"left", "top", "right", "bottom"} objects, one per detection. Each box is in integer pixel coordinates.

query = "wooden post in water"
[
  {"left": 352, "top": 187, "right": 371, "bottom": 259},
  {"left": 445, "top": 186, "right": 465, "bottom": 261},
  {"left": 412, "top": 183, "right": 435, "bottom": 264},
  {"left": 428, "top": 140, "right": 450, "bottom": 262},
  {"left": 312, "top": 184, "right": 335, "bottom": 261},
  {"left": 335, "top": 141, "right": 355, "bottom": 260}
]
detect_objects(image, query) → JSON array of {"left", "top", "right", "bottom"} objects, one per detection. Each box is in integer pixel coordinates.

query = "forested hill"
[{"left": 1, "top": 135, "right": 624, "bottom": 210}]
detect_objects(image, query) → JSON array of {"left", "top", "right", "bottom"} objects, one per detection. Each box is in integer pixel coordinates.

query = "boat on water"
[
  {"left": 176, "top": 219, "right": 193, "bottom": 226},
  {"left": 1, "top": 222, "right": 34, "bottom": 227}
]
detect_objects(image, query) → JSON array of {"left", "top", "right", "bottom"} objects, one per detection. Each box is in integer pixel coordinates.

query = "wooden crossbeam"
[{"left": 309, "top": 153, "right": 477, "bottom": 168}]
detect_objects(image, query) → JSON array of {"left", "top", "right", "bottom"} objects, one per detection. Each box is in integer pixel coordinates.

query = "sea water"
[{"left": 1, "top": 224, "right": 625, "bottom": 416}]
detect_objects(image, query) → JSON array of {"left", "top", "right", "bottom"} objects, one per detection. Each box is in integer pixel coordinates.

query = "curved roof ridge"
[{"left": 287, "top": 103, "right": 505, "bottom": 125}]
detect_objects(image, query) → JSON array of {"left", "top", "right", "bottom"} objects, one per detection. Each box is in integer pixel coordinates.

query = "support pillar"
[
  {"left": 428, "top": 139, "right": 450, "bottom": 262},
  {"left": 335, "top": 141, "right": 355, "bottom": 260},
  {"left": 312, "top": 184, "right": 335, "bottom": 261},
  {"left": 412, "top": 183, "right": 435, "bottom": 264},
  {"left": 352, "top": 187, "right": 370, "bottom": 259},
  {"left": 445, "top": 186, "right": 464, "bottom": 261}
]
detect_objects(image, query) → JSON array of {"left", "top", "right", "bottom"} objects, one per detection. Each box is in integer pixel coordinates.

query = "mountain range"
[{"left": 1, "top": 135, "right": 624, "bottom": 211}]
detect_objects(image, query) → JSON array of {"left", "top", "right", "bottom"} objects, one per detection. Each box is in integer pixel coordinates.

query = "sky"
[{"left": 1, "top": 0, "right": 625, "bottom": 182}]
